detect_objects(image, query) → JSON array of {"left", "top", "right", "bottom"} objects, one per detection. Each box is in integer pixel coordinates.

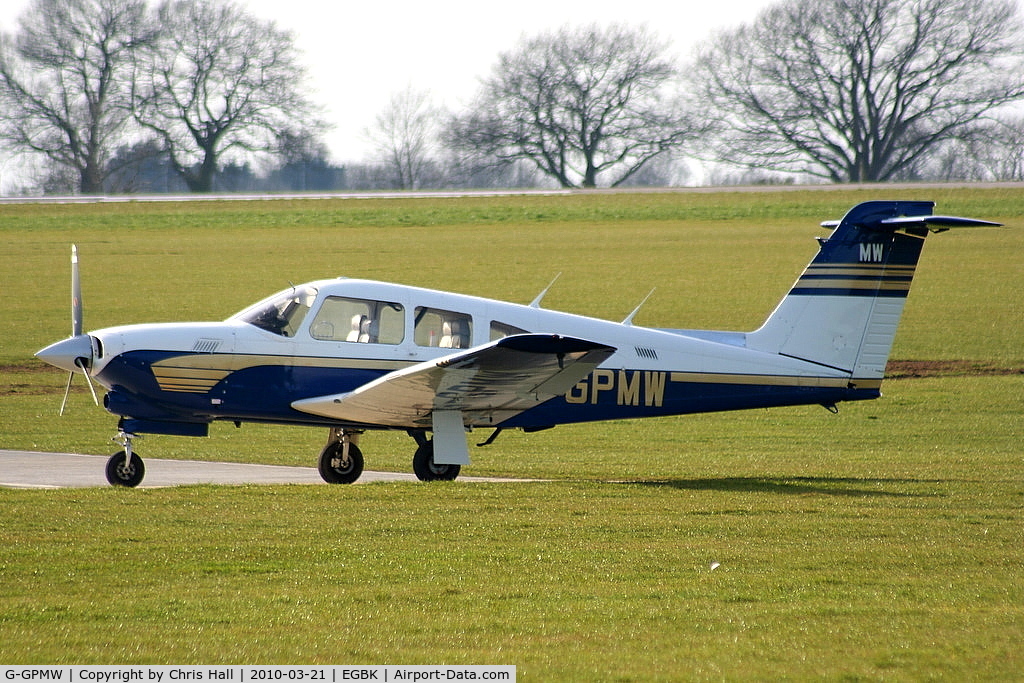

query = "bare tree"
[
  {"left": 0, "top": 0, "right": 152, "bottom": 194},
  {"left": 268, "top": 128, "right": 341, "bottom": 191},
  {"left": 971, "top": 117, "right": 1024, "bottom": 181},
  {"left": 447, "top": 24, "right": 701, "bottom": 188},
  {"left": 923, "top": 115, "right": 1024, "bottom": 181},
  {"left": 691, "top": 0, "right": 1024, "bottom": 183},
  {"left": 133, "top": 0, "right": 320, "bottom": 192},
  {"left": 366, "top": 86, "right": 443, "bottom": 190}
]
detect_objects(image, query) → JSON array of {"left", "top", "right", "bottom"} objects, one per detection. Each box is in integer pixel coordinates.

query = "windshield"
[{"left": 235, "top": 285, "right": 318, "bottom": 337}]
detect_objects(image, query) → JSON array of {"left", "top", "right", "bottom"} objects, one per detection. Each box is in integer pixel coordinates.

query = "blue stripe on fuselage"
[
  {"left": 98, "top": 351, "right": 879, "bottom": 431},
  {"left": 500, "top": 375, "right": 879, "bottom": 429},
  {"left": 97, "top": 350, "right": 393, "bottom": 424}
]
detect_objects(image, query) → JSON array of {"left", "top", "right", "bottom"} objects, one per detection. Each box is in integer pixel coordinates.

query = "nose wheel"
[
  {"left": 106, "top": 433, "right": 145, "bottom": 487},
  {"left": 318, "top": 428, "right": 364, "bottom": 484}
]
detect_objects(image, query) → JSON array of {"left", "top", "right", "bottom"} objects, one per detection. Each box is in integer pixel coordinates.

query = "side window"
[
  {"left": 414, "top": 307, "right": 472, "bottom": 348},
  {"left": 310, "top": 296, "right": 404, "bottom": 344},
  {"left": 490, "top": 321, "right": 529, "bottom": 341}
]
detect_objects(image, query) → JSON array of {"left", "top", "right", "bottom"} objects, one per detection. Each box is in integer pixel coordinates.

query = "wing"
[{"left": 291, "top": 334, "right": 616, "bottom": 427}]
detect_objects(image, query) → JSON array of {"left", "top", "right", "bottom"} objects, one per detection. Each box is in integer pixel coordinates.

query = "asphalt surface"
[{"left": 0, "top": 450, "right": 523, "bottom": 489}]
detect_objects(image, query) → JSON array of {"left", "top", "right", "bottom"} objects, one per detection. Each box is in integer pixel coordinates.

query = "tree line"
[{"left": 2, "top": 0, "right": 1024, "bottom": 195}]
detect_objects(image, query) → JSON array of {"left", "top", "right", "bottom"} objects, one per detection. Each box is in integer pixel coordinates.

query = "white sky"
[{"left": 0, "top": 0, "right": 775, "bottom": 168}]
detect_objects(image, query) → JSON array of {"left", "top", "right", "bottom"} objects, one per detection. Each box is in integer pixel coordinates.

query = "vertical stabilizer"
[{"left": 747, "top": 201, "right": 999, "bottom": 380}]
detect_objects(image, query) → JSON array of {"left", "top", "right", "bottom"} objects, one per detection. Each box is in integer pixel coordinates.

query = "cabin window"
[
  {"left": 238, "top": 285, "right": 318, "bottom": 337},
  {"left": 310, "top": 296, "right": 405, "bottom": 344},
  {"left": 490, "top": 321, "right": 529, "bottom": 341},
  {"left": 414, "top": 307, "right": 472, "bottom": 348}
]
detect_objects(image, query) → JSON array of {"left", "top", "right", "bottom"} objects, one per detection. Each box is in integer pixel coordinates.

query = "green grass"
[
  {"left": 2, "top": 425, "right": 1022, "bottom": 677},
  {"left": 4, "top": 188, "right": 1023, "bottom": 365},
  {"left": 1, "top": 188, "right": 1023, "bottom": 676}
]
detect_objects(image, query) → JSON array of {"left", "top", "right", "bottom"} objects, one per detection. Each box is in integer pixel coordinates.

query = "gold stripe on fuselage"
[
  {"left": 150, "top": 354, "right": 884, "bottom": 396},
  {"left": 150, "top": 353, "right": 415, "bottom": 393},
  {"left": 669, "top": 371, "right": 881, "bottom": 390}
]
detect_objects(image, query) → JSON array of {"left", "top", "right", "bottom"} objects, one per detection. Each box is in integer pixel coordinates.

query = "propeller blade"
[
  {"left": 51, "top": 245, "right": 98, "bottom": 415},
  {"left": 77, "top": 357, "right": 100, "bottom": 406},
  {"left": 71, "top": 244, "right": 82, "bottom": 337},
  {"left": 58, "top": 372, "right": 75, "bottom": 416}
]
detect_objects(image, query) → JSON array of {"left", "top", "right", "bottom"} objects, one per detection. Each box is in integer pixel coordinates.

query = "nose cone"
[{"left": 36, "top": 334, "right": 94, "bottom": 373}]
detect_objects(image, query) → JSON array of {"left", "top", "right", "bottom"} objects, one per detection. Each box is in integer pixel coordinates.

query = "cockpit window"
[{"left": 237, "top": 285, "right": 318, "bottom": 337}]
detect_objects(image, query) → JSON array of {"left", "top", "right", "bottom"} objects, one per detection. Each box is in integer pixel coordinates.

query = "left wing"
[{"left": 291, "top": 334, "right": 616, "bottom": 427}]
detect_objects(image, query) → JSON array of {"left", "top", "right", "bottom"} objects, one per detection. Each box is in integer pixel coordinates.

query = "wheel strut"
[
  {"left": 325, "top": 427, "right": 362, "bottom": 466},
  {"left": 113, "top": 430, "right": 138, "bottom": 459}
]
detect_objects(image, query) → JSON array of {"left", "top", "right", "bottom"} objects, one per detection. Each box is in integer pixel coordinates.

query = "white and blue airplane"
[{"left": 36, "top": 200, "right": 1000, "bottom": 487}]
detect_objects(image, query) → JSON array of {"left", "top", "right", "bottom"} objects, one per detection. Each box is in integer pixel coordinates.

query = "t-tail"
[{"left": 746, "top": 200, "right": 1001, "bottom": 384}]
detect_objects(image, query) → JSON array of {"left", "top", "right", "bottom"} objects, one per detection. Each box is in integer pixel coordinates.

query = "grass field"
[{"left": 1, "top": 188, "right": 1022, "bottom": 677}]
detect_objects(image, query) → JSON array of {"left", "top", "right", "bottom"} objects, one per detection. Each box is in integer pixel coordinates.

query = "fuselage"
[{"left": 73, "top": 277, "right": 876, "bottom": 436}]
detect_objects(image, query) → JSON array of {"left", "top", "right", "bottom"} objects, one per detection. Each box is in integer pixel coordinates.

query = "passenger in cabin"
[
  {"left": 439, "top": 319, "right": 469, "bottom": 348},
  {"left": 346, "top": 314, "right": 366, "bottom": 342}
]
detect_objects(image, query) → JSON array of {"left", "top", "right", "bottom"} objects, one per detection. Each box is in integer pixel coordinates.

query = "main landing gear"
[
  {"left": 106, "top": 431, "right": 145, "bottom": 487},
  {"left": 316, "top": 428, "right": 461, "bottom": 484},
  {"left": 410, "top": 429, "right": 461, "bottom": 482}
]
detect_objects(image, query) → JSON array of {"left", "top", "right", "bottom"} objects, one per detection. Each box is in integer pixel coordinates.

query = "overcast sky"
[{"left": 0, "top": 0, "right": 775, "bottom": 168}]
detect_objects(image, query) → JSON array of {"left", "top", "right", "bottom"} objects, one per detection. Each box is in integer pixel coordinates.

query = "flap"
[{"left": 291, "top": 334, "right": 616, "bottom": 427}]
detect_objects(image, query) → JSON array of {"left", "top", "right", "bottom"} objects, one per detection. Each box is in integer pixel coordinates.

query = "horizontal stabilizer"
[
  {"left": 821, "top": 211, "right": 1002, "bottom": 232},
  {"left": 880, "top": 215, "right": 1002, "bottom": 230}
]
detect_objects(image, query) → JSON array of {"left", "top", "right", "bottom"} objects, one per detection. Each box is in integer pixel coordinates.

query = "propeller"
[{"left": 36, "top": 245, "right": 99, "bottom": 414}]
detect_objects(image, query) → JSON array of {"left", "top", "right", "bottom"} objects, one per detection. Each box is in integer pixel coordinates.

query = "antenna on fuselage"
[
  {"left": 622, "top": 288, "right": 656, "bottom": 326},
  {"left": 530, "top": 273, "right": 562, "bottom": 309}
]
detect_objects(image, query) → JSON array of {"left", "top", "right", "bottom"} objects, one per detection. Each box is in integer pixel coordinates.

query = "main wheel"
[
  {"left": 106, "top": 450, "right": 145, "bottom": 487},
  {"left": 412, "top": 440, "right": 460, "bottom": 481},
  {"left": 318, "top": 442, "right": 364, "bottom": 484}
]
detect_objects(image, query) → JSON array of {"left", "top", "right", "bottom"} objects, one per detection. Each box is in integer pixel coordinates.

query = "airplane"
[{"left": 35, "top": 200, "right": 1002, "bottom": 487}]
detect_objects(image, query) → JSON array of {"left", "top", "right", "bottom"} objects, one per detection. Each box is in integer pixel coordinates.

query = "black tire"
[
  {"left": 412, "top": 440, "right": 460, "bottom": 481},
  {"left": 106, "top": 450, "right": 145, "bottom": 487},
  {"left": 318, "top": 442, "right": 364, "bottom": 484}
]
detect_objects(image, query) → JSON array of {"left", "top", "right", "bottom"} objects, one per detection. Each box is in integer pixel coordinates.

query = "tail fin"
[{"left": 747, "top": 201, "right": 1000, "bottom": 380}]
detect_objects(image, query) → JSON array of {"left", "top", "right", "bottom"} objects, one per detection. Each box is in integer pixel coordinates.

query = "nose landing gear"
[
  {"left": 318, "top": 428, "right": 365, "bottom": 484},
  {"left": 106, "top": 432, "right": 145, "bottom": 487}
]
